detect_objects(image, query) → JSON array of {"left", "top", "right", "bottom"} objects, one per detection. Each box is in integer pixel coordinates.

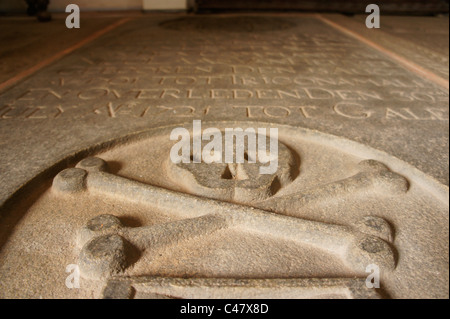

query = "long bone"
[
  {"left": 261, "top": 159, "right": 409, "bottom": 213},
  {"left": 76, "top": 213, "right": 228, "bottom": 279},
  {"left": 102, "top": 276, "right": 383, "bottom": 299},
  {"left": 77, "top": 213, "right": 228, "bottom": 250},
  {"left": 53, "top": 157, "right": 396, "bottom": 276}
]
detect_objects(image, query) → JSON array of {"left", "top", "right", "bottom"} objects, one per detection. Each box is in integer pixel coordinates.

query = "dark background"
[{"left": 189, "top": 0, "right": 450, "bottom": 15}]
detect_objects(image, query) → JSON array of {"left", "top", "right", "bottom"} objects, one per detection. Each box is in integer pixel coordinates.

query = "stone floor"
[{"left": 0, "top": 12, "right": 448, "bottom": 299}]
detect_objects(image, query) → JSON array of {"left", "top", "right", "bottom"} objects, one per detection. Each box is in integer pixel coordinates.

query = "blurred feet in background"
[{"left": 25, "top": 0, "right": 51, "bottom": 22}]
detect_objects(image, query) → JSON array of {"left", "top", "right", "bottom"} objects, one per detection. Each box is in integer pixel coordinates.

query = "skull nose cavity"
[{"left": 221, "top": 163, "right": 249, "bottom": 180}]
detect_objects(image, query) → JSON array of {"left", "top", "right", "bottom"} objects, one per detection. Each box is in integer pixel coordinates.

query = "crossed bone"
[
  {"left": 102, "top": 276, "right": 383, "bottom": 299},
  {"left": 261, "top": 159, "right": 409, "bottom": 213},
  {"left": 53, "top": 157, "right": 402, "bottom": 280}
]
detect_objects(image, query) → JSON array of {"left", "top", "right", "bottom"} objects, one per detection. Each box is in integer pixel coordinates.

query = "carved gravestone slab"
[{"left": 0, "top": 14, "right": 448, "bottom": 299}]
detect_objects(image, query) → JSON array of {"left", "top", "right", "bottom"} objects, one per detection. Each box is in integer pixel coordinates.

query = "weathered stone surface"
[
  {"left": 0, "top": 14, "right": 119, "bottom": 85},
  {"left": 321, "top": 14, "right": 449, "bottom": 82},
  {"left": 78, "top": 234, "right": 129, "bottom": 280},
  {"left": 356, "top": 15, "right": 449, "bottom": 57},
  {"left": 52, "top": 168, "right": 87, "bottom": 193},
  {"left": 0, "top": 13, "right": 448, "bottom": 299}
]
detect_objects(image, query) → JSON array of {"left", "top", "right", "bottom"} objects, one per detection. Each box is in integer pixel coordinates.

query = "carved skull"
[{"left": 168, "top": 131, "right": 298, "bottom": 204}]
